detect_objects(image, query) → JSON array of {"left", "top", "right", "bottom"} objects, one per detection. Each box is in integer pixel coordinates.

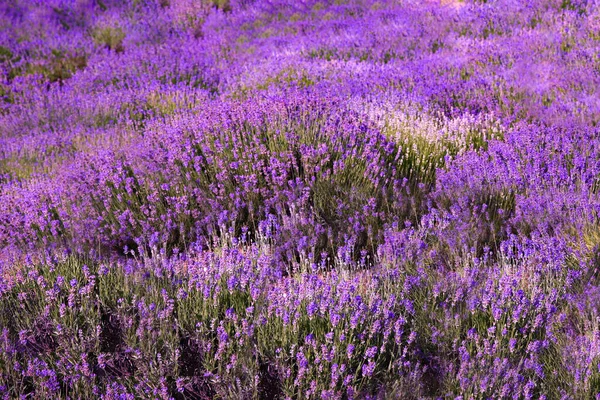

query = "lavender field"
[{"left": 1, "top": 0, "right": 600, "bottom": 398}]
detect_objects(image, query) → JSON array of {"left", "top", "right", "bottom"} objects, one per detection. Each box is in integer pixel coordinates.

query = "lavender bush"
[{"left": 2, "top": 0, "right": 600, "bottom": 398}]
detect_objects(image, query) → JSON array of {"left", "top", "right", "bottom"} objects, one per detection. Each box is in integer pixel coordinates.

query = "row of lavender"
[{"left": 1, "top": 0, "right": 600, "bottom": 398}]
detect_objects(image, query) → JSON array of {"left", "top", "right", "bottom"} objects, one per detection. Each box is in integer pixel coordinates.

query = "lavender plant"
[{"left": 2, "top": 0, "right": 600, "bottom": 398}]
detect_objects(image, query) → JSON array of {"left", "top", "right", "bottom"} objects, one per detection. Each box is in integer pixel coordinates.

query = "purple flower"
[
  {"left": 365, "top": 346, "right": 378, "bottom": 359},
  {"left": 509, "top": 338, "right": 517, "bottom": 353},
  {"left": 307, "top": 301, "right": 318, "bottom": 317},
  {"left": 347, "top": 344, "right": 355, "bottom": 359},
  {"left": 362, "top": 361, "right": 376, "bottom": 377},
  {"left": 217, "top": 326, "right": 228, "bottom": 343}
]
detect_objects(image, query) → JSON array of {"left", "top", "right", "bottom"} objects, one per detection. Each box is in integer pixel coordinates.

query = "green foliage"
[
  {"left": 0, "top": 46, "right": 13, "bottom": 63},
  {"left": 6, "top": 49, "right": 87, "bottom": 85},
  {"left": 560, "top": 0, "right": 587, "bottom": 15},
  {"left": 431, "top": 39, "right": 444, "bottom": 54},
  {"left": 255, "top": 67, "right": 316, "bottom": 91},
  {"left": 587, "top": 358, "right": 600, "bottom": 397},
  {"left": 92, "top": 26, "right": 126, "bottom": 53},
  {"left": 212, "top": 0, "right": 232, "bottom": 12}
]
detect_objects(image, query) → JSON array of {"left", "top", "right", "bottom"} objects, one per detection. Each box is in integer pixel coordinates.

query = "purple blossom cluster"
[{"left": 1, "top": 0, "right": 600, "bottom": 398}]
